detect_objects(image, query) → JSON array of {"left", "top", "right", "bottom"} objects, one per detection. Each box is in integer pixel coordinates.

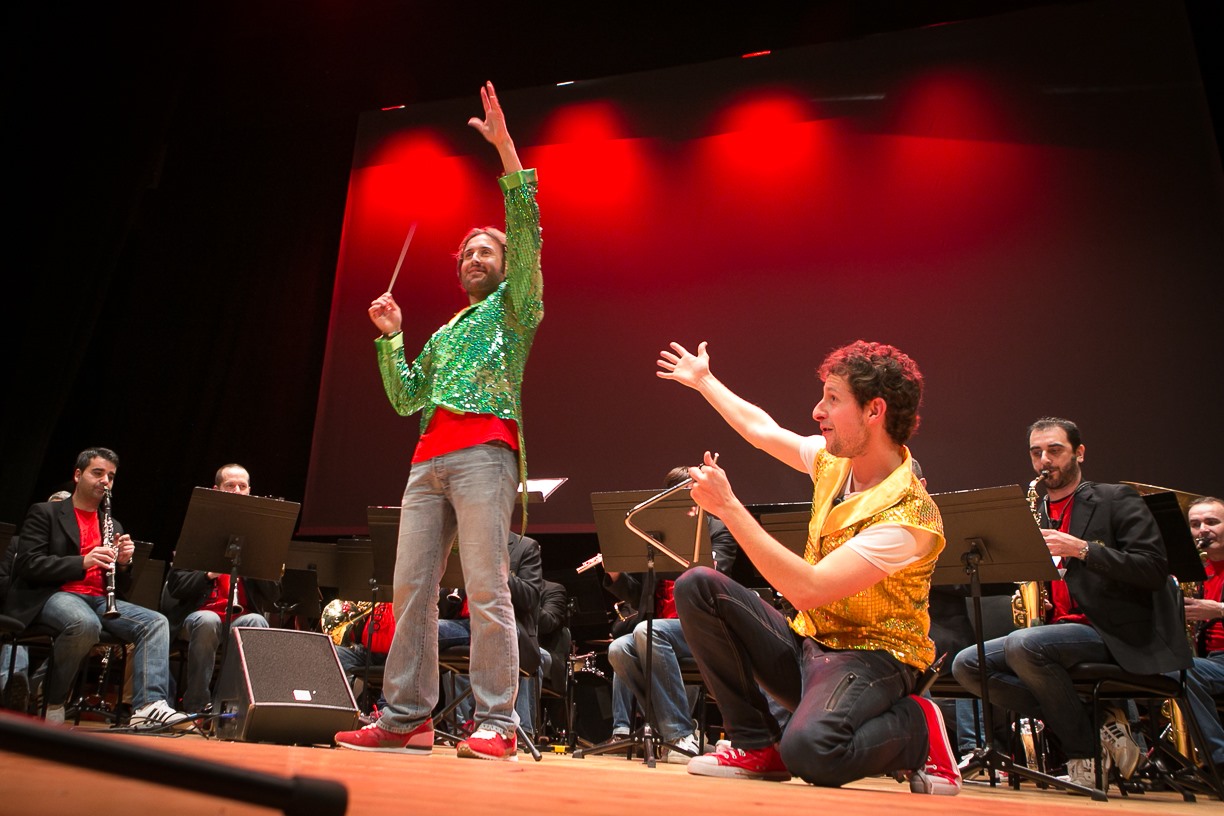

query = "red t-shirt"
[
  {"left": 61, "top": 507, "right": 106, "bottom": 597},
  {"left": 1202, "top": 558, "right": 1224, "bottom": 654},
  {"left": 362, "top": 602, "right": 397, "bottom": 655},
  {"left": 412, "top": 408, "right": 518, "bottom": 465},
  {"left": 1047, "top": 493, "right": 1089, "bottom": 625},
  {"left": 199, "top": 574, "right": 250, "bottom": 617}
]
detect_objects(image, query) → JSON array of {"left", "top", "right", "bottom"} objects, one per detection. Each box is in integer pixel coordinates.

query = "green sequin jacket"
[{"left": 374, "top": 168, "right": 542, "bottom": 446}]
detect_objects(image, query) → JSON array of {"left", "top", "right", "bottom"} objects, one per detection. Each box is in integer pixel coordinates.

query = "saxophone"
[
  {"left": 1163, "top": 538, "right": 1211, "bottom": 764},
  {"left": 1012, "top": 471, "right": 1050, "bottom": 628},
  {"left": 100, "top": 487, "right": 121, "bottom": 619}
]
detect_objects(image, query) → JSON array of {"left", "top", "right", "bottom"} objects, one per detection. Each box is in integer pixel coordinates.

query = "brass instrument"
[
  {"left": 1162, "top": 698, "right": 1199, "bottom": 765},
  {"left": 1013, "top": 471, "right": 1050, "bottom": 628},
  {"left": 100, "top": 487, "right": 120, "bottom": 619},
  {"left": 322, "top": 599, "right": 374, "bottom": 646},
  {"left": 1015, "top": 717, "right": 1044, "bottom": 770},
  {"left": 1179, "top": 539, "right": 1209, "bottom": 650}
]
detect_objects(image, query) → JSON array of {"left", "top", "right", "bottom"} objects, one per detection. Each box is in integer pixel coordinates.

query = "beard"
[
  {"left": 826, "top": 425, "right": 868, "bottom": 458},
  {"left": 1042, "top": 458, "right": 1081, "bottom": 491}
]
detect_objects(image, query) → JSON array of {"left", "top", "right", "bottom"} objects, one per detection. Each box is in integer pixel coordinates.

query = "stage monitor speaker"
[{"left": 214, "top": 627, "right": 358, "bottom": 745}]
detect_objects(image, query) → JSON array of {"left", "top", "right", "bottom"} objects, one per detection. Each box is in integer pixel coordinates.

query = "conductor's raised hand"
[
  {"left": 687, "top": 451, "right": 736, "bottom": 518},
  {"left": 657, "top": 341, "right": 711, "bottom": 390},
  {"left": 467, "top": 81, "right": 522, "bottom": 175},
  {"left": 369, "top": 293, "right": 403, "bottom": 335},
  {"left": 468, "top": 81, "right": 511, "bottom": 147}
]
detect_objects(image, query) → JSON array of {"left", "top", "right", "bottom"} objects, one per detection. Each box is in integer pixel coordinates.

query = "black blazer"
[
  {"left": 2, "top": 499, "right": 133, "bottom": 627},
  {"left": 506, "top": 533, "right": 544, "bottom": 675},
  {"left": 537, "top": 579, "right": 570, "bottom": 690},
  {"left": 1045, "top": 481, "right": 1191, "bottom": 675}
]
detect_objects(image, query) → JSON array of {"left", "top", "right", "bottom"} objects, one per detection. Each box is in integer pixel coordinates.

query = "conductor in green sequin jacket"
[{"left": 335, "top": 82, "right": 542, "bottom": 760}]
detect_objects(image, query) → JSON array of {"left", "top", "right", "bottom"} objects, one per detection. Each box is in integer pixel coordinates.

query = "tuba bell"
[{"left": 321, "top": 599, "right": 374, "bottom": 646}]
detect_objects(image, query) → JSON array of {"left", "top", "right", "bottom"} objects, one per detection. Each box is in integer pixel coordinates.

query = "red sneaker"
[
  {"left": 456, "top": 727, "right": 518, "bottom": 761},
  {"left": 687, "top": 743, "right": 790, "bottom": 781},
  {"left": 909, "top": 696, "right": 962, "bottom": 795},
  {"left": 334, "top": 718, "right": 433, "bottom": 754}
]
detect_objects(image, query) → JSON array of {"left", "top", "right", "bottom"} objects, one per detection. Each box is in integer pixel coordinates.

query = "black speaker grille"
[{"left": 236, "top": 628, "right": 355, "bottom": 708}]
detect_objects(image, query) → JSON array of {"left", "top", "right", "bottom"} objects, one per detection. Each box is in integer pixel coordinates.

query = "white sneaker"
[
  {"left": 1060, "top": 755, "right": 1111, "bottom": 792},
  {"left": 44, "top": 705, "right": 66, "bottom": 726},
  {"left": 130, "top": 699, "right": 192, "bottom": 732},
  {"left": 665, "top": 732, "right": 709, "bottom": 764},
  {"left": 1100, "top": 707, "right": 1142, "bottom": 779}
]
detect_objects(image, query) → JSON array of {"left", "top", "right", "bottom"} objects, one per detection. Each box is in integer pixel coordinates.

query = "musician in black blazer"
[
  {"left": 2, "top": 447, "right": 189, "bottom": 728},
  {"left": 951, "top": 418, "right": 1191, "bottom": 788}
]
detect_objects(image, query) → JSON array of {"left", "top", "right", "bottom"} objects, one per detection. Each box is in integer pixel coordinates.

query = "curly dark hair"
[{"left": 818, "top": 340, "right": 923, "bottom": 446}]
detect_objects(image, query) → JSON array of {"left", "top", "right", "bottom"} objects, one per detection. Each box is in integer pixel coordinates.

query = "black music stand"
[
  {"left": 575, "top": 483, "right": 712, "bottom": 766},
  {"left": 172, "top": 488, "right": 299, "bottom": 670},
  {"left": 335, "top": 533, "right": 386, "bottom": 709},
  {"left": 930, "top": 485, "right": 1106, "bottom": 798},
  {"left": 110, "top": 540, "right": 159, "bottom": 611},
  {"left": 1140, "top": 491, "right": 1208, "bottom": 585},
  {"left": 275, "top": 568, "right": 322, "bottom": 628}
]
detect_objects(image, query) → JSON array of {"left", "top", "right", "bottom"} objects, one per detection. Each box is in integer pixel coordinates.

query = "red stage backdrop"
[{"left": 302, "top": 0, "right": 1223, "bottom": 536}]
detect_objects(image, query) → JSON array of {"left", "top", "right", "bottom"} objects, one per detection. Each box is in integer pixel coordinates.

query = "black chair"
[
  {"left": 2, "top": 619, "right": 55, "bottom": 718},
  {"left": 1068, "top": 663, "right": 1224, "bottom": 801},
  {"left": 68, "top": 631, "right": 132, "bottom": 726}
]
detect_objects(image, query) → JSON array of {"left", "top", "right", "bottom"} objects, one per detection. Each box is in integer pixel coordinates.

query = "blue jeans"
[
  {"left": 1182, "top": 653, "right": 1224, "bottom": 765},
  {"left": 178, "top": 610, "right": 269, "bottom": 712},
  {"left": 36, "top": 592, "right": 172, "bottom": 709},
  {"left": 379, "top": 444, "right": 520, "bottom": 737},
  {"left": 951, "top": 623, "right": 1110, "bottom": 758},
  {"left": 607, "top": 618, "right": 696, "bottom": 742},
  {"left": 674, "top": 567, "right": 926, "bottom": 786},
  {"left": 1, "top": 644, "right": 29, "bottom": 688},
  {"left": 611, "top": 672, "right": 633, "bottom": 733}
]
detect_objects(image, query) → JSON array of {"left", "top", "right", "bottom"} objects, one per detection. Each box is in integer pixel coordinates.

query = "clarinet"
[{"left": 100, "top": 487, "right": 121, "bottom": 619}]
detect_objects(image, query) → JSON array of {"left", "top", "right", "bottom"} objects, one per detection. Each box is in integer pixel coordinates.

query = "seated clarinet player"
[{"left": 2, "top": 447, "right": 190, "bottom": 730}]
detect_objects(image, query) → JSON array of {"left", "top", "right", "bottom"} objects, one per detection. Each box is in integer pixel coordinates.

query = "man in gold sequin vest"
[
  {"left": 657, "top": 339, "right": 960, "bottom": 794},
  {"left": 335, "top": 82, "right": 542, "bottom": 761}
]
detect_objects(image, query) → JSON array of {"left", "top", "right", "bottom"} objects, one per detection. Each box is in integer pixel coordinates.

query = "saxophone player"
[
  {"left": 951, "top": 418, "right": 1190, "bottom": 791},
  {"left": 1182, "top": 497, "right": 1224, "bottom": 770},
  {"left": 1, "top": 447, "right": 190, "bottom": 729}
]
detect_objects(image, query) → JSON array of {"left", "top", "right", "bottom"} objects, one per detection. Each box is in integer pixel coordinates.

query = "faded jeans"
[
  {"left": 178, "top": 610, "right": 269, "bottom": 712},
  {"left": 37, "top": 592, "right": 172, "bottom": 709},
  {"left": 951, "top": 622, "right": 1110, "bottom": 758},
  {"left": 378, "top": 444, "right": 520, "bottom": 737},
  {"left": 607, "top": 618, "right": 696, "bottom": 742}
]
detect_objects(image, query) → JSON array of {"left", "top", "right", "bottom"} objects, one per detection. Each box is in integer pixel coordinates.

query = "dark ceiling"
[{"left": 9, "top": 2, "right": 1219, "bottom": 142}]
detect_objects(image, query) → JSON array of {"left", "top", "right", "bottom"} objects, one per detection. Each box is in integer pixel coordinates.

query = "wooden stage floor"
[{"left": 0, "top": 716, "right": 1214, "bottom": 816}]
